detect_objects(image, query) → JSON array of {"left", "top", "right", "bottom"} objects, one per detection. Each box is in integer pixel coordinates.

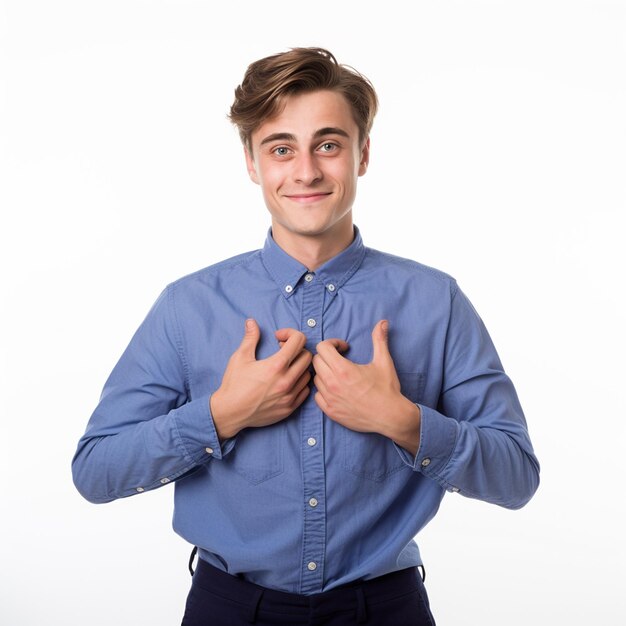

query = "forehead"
[{"left": 251, "top": 90, "right": 358, "bottom": 144}]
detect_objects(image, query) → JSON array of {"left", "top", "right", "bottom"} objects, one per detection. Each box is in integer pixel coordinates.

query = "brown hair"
[{"left": 229, "top": 47, "right": 378, "bottom": 151}]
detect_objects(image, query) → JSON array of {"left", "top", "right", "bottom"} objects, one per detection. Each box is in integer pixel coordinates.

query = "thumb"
[
  {"left": 238, "top": 318, "right": 260, "bottom": 360},
  {"left": 371, "top": 319, "right": 392, "bottom": 364}
]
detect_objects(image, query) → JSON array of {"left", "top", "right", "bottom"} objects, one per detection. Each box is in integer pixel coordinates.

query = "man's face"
[{"left": 245, "top": 89, "right": 370, "bottom": 249}]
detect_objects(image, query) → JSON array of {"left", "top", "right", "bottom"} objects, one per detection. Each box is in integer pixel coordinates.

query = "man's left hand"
[{"left": 313, "top": 320, "right": 422, "bottom": 456}]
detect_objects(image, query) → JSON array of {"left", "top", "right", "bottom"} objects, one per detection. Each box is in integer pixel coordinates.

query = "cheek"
[
  {"left": 257, "top": 164, "right": 285, "bottom": 190},
  {"left": 337, "top": 166, "right": 359, "bottom": 195}
]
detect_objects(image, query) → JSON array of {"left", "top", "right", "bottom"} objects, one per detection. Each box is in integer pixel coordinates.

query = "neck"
[{"left": 272, "top": 223, "right": 355, "bottom": 271}]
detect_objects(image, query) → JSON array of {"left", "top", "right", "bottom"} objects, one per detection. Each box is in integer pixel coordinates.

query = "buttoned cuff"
[
  {"left": 394, "top": 404, "right": 459, "bottom": 483},
  {"left": 172, "top": 395, "right": 235, "bottom": 464}
]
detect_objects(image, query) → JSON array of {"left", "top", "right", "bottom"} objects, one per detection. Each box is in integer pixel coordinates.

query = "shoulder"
[
  {"left": 362, "top": 247, "right": 459, "bottom": 296},
  {"left": 166, "top": 249, "right": 262, "bottom": 293}
]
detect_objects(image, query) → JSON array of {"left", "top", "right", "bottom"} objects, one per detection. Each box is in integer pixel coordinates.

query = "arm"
[
  {"left": 314, "top": 293, "right": 539, "bottom": 510},
  {"left": 72, "top": 288, "right": 312, "bottom": 504},
  {"left": 72, "top": 287, "right": 215, "bottom": 503},
  {"left": 410, "top": 286, "right": 540, "bottom": 509}
]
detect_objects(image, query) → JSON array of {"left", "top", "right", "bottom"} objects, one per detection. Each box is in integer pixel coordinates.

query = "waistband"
[{"left": 191, "top": 558, "right": 422, "bottom": 622}]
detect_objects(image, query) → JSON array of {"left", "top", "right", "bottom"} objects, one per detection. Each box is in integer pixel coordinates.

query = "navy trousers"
[{"left": 181, "top": 558, "right": 436, "bottom": 626}]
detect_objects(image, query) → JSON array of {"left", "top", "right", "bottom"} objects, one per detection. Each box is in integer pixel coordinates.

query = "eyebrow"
[{"left": 259, "top": 127, "right": 350, "bottom": 147}]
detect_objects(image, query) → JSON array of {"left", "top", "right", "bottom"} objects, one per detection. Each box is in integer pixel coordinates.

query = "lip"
[{"left": 284, "top": 192, "right": 332, "bottom": 204}]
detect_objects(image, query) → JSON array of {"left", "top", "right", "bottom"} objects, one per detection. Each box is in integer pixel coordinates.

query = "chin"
[
  {"left": 288, "top": 227, "right": 329, "bottom": 238},
  {"left": 295, "top": 220, "right": 342, "bottom": 235}
]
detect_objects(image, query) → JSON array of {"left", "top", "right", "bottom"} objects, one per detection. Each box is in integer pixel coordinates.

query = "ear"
[
  {"left": 244, "top": 146, "right": 260, "bottom": 185},
  {"left": 358, "top": 137, "right": 370, "bottom": 177}
]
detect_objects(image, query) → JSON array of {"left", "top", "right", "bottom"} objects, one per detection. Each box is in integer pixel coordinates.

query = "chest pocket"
[
  {"left": 342, "top": 372, "right": 426, "bottom": 482},
  {"left": 228, "top": 422, "right": 285, "bottom": 485}
]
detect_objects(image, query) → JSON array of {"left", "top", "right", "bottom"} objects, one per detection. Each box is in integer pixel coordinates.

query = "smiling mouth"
[{"left": 285, "top": 192, "right": 332, "bottom": 204}]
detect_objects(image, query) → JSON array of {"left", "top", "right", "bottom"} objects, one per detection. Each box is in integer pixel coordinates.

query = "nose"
[{"left": 293, "top": 152, "right": 322, "bottom": 186}]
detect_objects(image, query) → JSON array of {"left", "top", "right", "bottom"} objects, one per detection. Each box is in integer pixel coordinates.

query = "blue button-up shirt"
[{"left": 72, "top": 227, "right": 539, "bottom": 594}]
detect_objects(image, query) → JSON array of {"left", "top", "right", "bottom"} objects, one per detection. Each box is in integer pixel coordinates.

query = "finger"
[
  {"left": 314, "top": 390, "right": 331, "bottom": 415},
  {"left": 320, "top": 338, "right": 350, "bottom": 353},
  {"left": 275, "top": 327, "right": 306, "bottom": 344},
  {"left": 312, "top": 353, "right": 333, "bottom": 381},
  {"left": 283, "top": 350, "right": 313, "bottom": 387},
  {"left": 273, "top": 328, "right": 307, "bottom": 363},
  {"left": 315, "top": 338, "right": 350, "bottom": 369},
  {"left": 237, "top": 318, "right": 261, "bottom": 360},
  {"left": 291, "top": 384, "right": 311, "bottom": 411},
  {"left": 312, "top": 373, "right": 330, "bottom": 399},
  {"left": 291, "top": 369, "right": 312, "bottom": 397},
  {"left": 371, "top": 319, "right": 393, "bottom": 364},
  {"left": 291, "top": 347, "right": 313, "bottom": 371}
]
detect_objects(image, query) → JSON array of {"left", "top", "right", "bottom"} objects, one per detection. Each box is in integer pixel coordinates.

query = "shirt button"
[
  {"left": 304, "top": 273, "right": 314, "bottom": 282},
  {"left": 307, "top": 318, "right": 317, "bottom": 328},
  {"left": 307, "top": 437, "right": 317, "bottom": 446},
  {"left": 421, "top": 458, "right": 431, "bottom": 467},
  {"left": 205, "top": 447, "right": 214, "bottom": 455},
  {"left": 307, "top": 562, "right": 317, "bottom": 571},
  {"left": 136, "top": 487, "right": 145, "bottom": 493},
  {"left": 285, "top": 285, "right": 293, "bottom": 293},
  {"left": 451, "top": 486, "right": 460, "bottom": 493},
  {"left": 327, "top": 284, "right": 336, "bottom": 292},
  {"left": 160, "top": 477, "right": 170, "bottom": 484},
  {"left": 309, "top": 497, "right": 318, "bottom": 507}
]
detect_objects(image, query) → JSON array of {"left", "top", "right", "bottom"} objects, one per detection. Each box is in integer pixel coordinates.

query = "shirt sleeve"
[
  {"left": 72, "top": 286, "right": 231, "bottom": 504},
  {"left": 395, "top": 284, "right": 540, "bottom": 510}
]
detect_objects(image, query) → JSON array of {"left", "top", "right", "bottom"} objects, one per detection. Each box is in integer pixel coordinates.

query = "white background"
[{"left": 1, "top": 1, "right": 624, "bottom": 624}]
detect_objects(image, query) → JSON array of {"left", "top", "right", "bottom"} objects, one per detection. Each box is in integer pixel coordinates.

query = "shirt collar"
[{"left": 261, "top": 227, "right": 366, "bottom": 299}]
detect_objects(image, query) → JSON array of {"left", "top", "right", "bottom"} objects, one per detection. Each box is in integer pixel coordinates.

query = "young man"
[{"left": 73, "top": 48, "right": 539, "bottom": 625}]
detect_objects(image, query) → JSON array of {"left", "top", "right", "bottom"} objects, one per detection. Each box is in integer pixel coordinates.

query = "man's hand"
[
  {"left": 210, "top": 319, "right": 312, "bottom": 440},
  {"left": 313, "top": 320, "right": 422, "bottom": 456}
]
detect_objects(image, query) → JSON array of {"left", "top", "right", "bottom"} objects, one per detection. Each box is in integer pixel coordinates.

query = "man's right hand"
[{"left": 210, "top": 319, "right": 312, "bottom": 440}]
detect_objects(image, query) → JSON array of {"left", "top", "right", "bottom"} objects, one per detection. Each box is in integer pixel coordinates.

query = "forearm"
[
  {"left": 72, "top": 396, "right": 224, "bottom": 503},
  {"left": 397, "top": 400, "right": 540, "bottom": 510},
  {"left": 379, "top": 395, "right": 422, "bottom": 457},
  {"left": 399, "top": 283, "right": 541, "bottom": 509}
]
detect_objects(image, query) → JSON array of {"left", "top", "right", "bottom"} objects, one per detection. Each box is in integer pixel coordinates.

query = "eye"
[
  {"left": 319, "top": 142, "right": 337, "bottom": 153},
  {"left": 272, "top": 146, "right": 291, "bottom": 156}
]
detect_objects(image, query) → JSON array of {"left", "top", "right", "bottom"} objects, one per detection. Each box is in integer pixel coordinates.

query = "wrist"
[
  {"left": 387, "top": 397, "right": 421, "bottom": 457},
  {"left": 209, "top": 390, "right": 244, "bottom": 441}
]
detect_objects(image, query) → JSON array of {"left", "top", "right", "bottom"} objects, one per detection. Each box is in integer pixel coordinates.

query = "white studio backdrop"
[{"left": 1, "top": 1, "right": 624, "bottom": 624}]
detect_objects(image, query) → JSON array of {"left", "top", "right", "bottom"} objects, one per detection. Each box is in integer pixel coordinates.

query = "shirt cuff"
[
  {"left": 171, "top": 394, "right": 235, "bottom": 463},
  {"left": 394, "top": 404, "right": 459, "bottom": 479}
]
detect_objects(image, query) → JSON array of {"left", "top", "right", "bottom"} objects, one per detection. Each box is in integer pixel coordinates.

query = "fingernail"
[{"left": 245, "top": 318, "right": 254, "bottom": 329}]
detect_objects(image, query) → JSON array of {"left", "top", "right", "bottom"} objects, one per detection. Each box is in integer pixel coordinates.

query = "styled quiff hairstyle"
[{"left": 229, "top": 47, "right": 378, "bottom": 152}]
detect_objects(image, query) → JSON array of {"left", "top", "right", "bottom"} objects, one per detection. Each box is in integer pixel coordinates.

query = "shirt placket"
[{"left": 298, "top": 271, "right": 327, "bottom": 593}]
